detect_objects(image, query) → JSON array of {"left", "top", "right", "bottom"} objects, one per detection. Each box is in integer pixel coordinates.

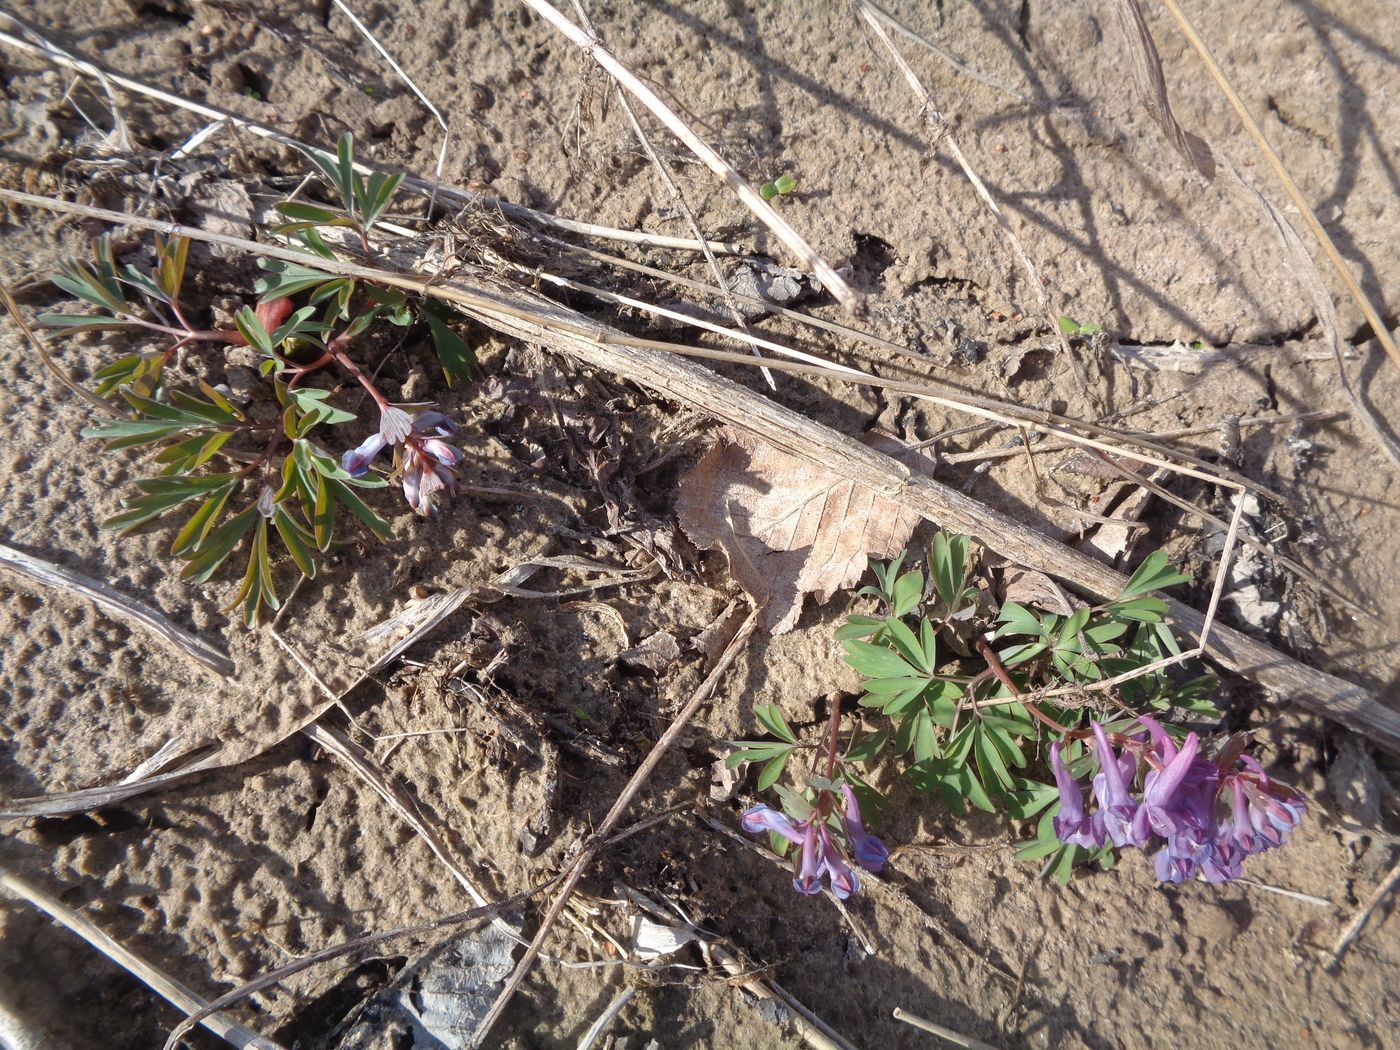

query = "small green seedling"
[
  {"left": 758, "top": 174, "right": 797, "bottom": 201},
  {"left": 1057, "top": 314, "right": 1105, "bottom": 337}
]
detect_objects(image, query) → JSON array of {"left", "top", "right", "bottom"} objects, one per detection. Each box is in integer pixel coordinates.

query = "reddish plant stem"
[
  {"left": 325, "top": 335, "right": 391, "bottom": 412},
  {"left": 824, "top": 693, "right": 843, "bottom": 781},
  {"left": 972, "top": 636, "right": 1074, "bottom": 734}
]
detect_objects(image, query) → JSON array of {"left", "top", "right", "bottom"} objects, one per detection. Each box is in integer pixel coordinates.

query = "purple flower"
[
  {"left": 1132, "top": 728, "right": 1202, "bottom": 842},
  {"left": 343, "top": 432, "right": 390, "bottom": 477},
  {"left": 1049, "top": 717, "right": 1306, "bottom": 885},
  {"left": 839, "top": 784, "right": 889, "bottom": 873},
  {"left": 1090, "top": 723, "right": 1144, "bottom": 848},
  {"left": 819, "top": 827, "right": 860, "bottom": 899},
  {"left": 794, "top": 821, "right": 824, "bottom": 896},
  {"left": 741, "top": 805, "right": 804, "bottom": 844},
  {"left": 1051, "top": 742, "right": 1104, "bottom": 849},
  {"left": 741, "top": 785, "right": 891, "bottom": 899},
  {"left": 339, "top": 408, "right": 463, "bottom": 516},
  {"left": 401, "top": 440, "right": 461, "bottom": 516}
]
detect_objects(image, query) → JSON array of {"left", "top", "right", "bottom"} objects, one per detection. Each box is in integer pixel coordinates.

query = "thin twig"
[
  {"left": 893, "top": 1006, "right": 999, "bottom": 1050},
  {"left": 1327, "top": 851, "right": 1400, "bottom": 970},
  {"left": 518, "top": 0, "right": 857, "bottom": 309},
  {"left": 854, "top": 0, "right": 1098, "bottom": 406},
  {"left": 575, "top": 986, "right": 634, "bottom": 1050},
  {"left": 329, "top": 0, "right": 449, "bottom": 198},
  {"left": 567, "top": 0, "right": 777, "bottom": 389},
  {"left": 472, "top": 607, "right": 761, "bottom": 1046},
  {"left": 5, "top": 188, "right": 1393, "bottom": 750},
  {"left": 1, "top": 284, "right": 119, "bottom": 415},
  {"left": 0, "top": 24, "right": 740, "bottom": 256},
  {"left": 1156, "top": 0, "right": 1400, "bottom": 376}
]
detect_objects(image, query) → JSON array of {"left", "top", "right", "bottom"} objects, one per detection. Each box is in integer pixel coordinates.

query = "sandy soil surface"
[{"left": 1, "top": 1, "right": 1398, "bottom": 1048}]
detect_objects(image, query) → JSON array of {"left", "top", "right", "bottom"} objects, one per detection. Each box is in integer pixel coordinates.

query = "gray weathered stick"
[
  {"left": 0, "top": 868, "right": 285, "bottom": 1050},
  {"left": 0, "top": 543, "right": 235, "bottom": 677},
  {"left": 454, "top": 284, "right": 1400, "bottom": 753}
]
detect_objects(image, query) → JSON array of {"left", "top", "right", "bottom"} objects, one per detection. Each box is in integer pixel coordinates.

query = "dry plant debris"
[{"left": 677, "top": 431, "right": 928, "bottom": 633}]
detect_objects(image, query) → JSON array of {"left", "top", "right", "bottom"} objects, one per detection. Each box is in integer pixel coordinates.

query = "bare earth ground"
[{"left": 1, "top": 1, "right": 1399, "bottom": 1047}]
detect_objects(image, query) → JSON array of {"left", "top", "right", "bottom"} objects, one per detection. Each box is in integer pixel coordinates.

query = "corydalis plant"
[
  {"left": 39, "top": 135, "right": 477, "bottom": 624},
  {"left": 730, "top": 702, "right": 889, "bottom": 899},
  {"left": 733, "top": 532, "right": 1305, "bottom": 887}
]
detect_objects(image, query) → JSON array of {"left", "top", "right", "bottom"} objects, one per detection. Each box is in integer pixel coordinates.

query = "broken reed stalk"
[
  {"left": 0, "top": 185, "right": 1269, "bottom": 503},
  {"left": 472, "top": 607, "right": 761, "bottom": 1045},
  {"left": 1327, "top": 851, "right": 1400, "bottom": 970},
  {"left": 0, "top": 542, "right": 235, "bottom": 677},
  {"left": 159, "top": 804, "right": 692, "bottom": 1050},
  {"left": 0, "top": 867, "right": 286, "bottom": 1050},
  {"left": 1156, "top": 0, "right": 1400, "bottom": 375},
  {"left": 0, "top": 22, "right": 740, "bottom": 256},
  {"left": 565, "top": 0, "right": 778, "bottom": 389},
  {"left": 2, "top": 186, "right": 1394, "bottom": 752},
  {"left": 517, "top": 0, "right": 858, "bottom": 310}
]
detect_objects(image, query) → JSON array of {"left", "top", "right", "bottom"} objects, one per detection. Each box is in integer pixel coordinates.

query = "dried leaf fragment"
[{"left": 676, "top": 431, "right": 927, "bottom": 633}]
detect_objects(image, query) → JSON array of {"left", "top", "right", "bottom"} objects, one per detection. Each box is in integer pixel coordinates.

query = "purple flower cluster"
[
  {"left": 343, "top": 409, "right": 462, "bottom": 516},
  {"left": 1051, "top": 716, "right": 1305, "bottom": 884},
  {"left": 742, "top": 784, "right": 889, "bottom": 899}
]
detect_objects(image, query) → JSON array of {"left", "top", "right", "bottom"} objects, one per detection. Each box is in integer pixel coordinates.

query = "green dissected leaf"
[
  {"left": 275, "top": 201, "right": 355, "bottom": 228},
  {"left": 273, "top": 504, "right": 317, "bottom": 579},
  {"left": 55, "top": 240, "right": 126, "bottom": 312},
  {"left": 361, "top": 171, "right": 405, "bottom": 227},
  {"left": 289, "top": 387, "right": 356, "bottom": 427},
  {"left": 982, "top": 704, "right": 1037, "bottom": 738},
  {"left": 843, "top": 729, "right": 887, "bottom": 764},
  {"left": 156, "top": 233, "right": 190, "bottom": 302},
  {"left": 930, "top": 531, "right": 970, "bottom": 606},
  {"left": 993, "top": 601, "right": 1043, "bottom": 640},
  {"left": 1106, "top": 595, "right": 1169, "bottom": 623},
  {"left": 256, "top": 259, "right": 339, "bottom": 301},
  {"left": 1014, "top": 807, "right": 1065, "bottom": 863},
  {"left": 424, "top": 301, "right": 477, "bottom": 386},
  {"left": 1003, "top": 780, "right": 1058, "bottom": 820},
  {"left": 724, "top": 742, "right": 791, "bottom": 768},
  {"left": 883, "top": 616, "right": 929, "bottom": 673},
  {"left": 974, "top": 725, "right": 1015, "bottom": 791},
  {"left": 36, "top": 313, "right": 133, "bottom": 333},
  {"left": 312, "top": 470, "right": 336, "bottom": 549},
  {"left": 911, "top": 709, "right": 938, "bottom": 764},
  {"left": 167, "top": 390, "right": 239, "bottom": 425},
  {"left": 254, "top": 516, "right": 280, "bottom": 613},
  {"left": 773, "top": 784, "right": 815, "bottom": 822},
  {"left": 180, "top": 505, "right": 258, "bottom": 583},
  {"left": 1120, "top": 549, "right": 1191, "bottom": 599},
  {"left": 296, "top": 226, "right": 337, "bottom": 260},
  {"left": 103, "top": 474, "right": 239, "bottom": 533},
  {"left": 234, "top": 306, "right": 275, "bottom": 355},
  {"left": 841, "top": 639, "right": 923, "bottom": 680},
  {"left": 327, "top": 478, "right": 391, "bottom": 541},
  {"left": 834, "top": 614, "right": 883, "bottom": 641},
  {"left": 171, "top": 481, "right": 237, "bottom": 556},
  {"left": 753, "top": 703, "right": 799, "bottom": 745},
  {"left": 890, "top": 569, "right": 923, "bottom": 617},
  {"left": 1057, "top": 607, "right": 1090, "bottom": 645},
  {"left": 998, "top": 639, "right": 1047, "bottom": 668},
  {"left": 756, "top": 751, "right": 791, "bottom": 791}
]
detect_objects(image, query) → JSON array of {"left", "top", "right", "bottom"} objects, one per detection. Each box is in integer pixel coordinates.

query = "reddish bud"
[{"left": 256, "top": 297, "right": 295, "bottom": 332}]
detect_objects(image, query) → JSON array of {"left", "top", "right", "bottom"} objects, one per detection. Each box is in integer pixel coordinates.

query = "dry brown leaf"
[
  {"left": 1110, "top": 0, "right": 1216, "bottom": 179},
  {"left": 677, "top": 431, "right": 928, "bottom": 633},
  {"left": 1001, "top": 567, "right": 1075, "bottom": 616}
]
